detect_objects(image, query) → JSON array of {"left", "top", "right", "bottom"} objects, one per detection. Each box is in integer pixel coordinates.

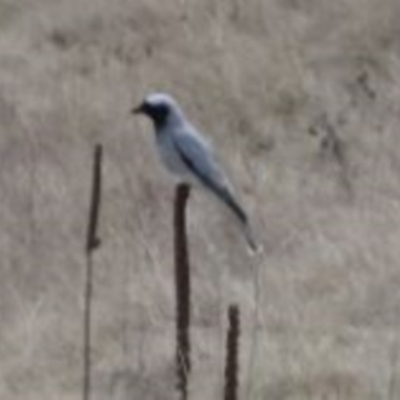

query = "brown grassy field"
[{"left": 1, "top": 0, "right": 400, "bottom": 398}]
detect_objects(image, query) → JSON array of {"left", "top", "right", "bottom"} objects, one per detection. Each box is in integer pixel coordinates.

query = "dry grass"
[{"left": 1, "top": 0, "right": 400, "bottom": 398}]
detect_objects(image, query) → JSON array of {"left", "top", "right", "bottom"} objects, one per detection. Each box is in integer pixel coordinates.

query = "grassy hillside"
[{"left": 1, "top": 0, "right": 400, "bottom": 398}]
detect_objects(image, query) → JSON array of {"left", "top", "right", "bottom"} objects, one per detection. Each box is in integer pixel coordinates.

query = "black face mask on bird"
[{"left": 132, "top": 101, "right": 169, "bottom": 129}]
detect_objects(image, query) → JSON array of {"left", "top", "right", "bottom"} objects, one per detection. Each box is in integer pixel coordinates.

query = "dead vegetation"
[{"left": 0, "top": 0, "right": 400, "bottom": 399}]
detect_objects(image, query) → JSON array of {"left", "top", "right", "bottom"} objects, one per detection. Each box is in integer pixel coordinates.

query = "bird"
[{"left": 132, "top": 92, "right": 258, "bottom": 252}]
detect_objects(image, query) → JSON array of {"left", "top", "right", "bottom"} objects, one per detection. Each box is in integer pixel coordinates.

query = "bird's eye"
[
  {"left": 144, "top": 103, "right": 169, "bottom": 126},
  {"left": 153, "top": 104, "right": 169, "bottom": 117},
  {"left": 155, "top": 103, "right": 168, "bottom": 113}
]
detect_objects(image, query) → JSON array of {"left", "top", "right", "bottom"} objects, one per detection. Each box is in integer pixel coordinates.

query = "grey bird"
[{"left": 132, "top": 92, "right": 258, "bottom": 252}]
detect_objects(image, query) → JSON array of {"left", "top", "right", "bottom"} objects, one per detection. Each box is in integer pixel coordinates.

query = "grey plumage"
[{"left": 133, "top": 92, "right": 258, "bottom": 252}]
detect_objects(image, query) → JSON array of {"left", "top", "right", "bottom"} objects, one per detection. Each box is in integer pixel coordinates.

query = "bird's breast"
[{"left": 156, "top": 133, "right": 190, "bottom": 180}]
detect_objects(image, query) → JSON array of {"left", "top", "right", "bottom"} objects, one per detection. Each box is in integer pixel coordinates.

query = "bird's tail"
[
  {"left": 217, "top": 187, "right": 260, "bottom": 253},
  {"left": 242, "top": 221, "right": 260, "bottom": 254}
]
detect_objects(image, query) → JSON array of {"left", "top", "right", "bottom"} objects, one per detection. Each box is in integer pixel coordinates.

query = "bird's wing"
[
  {"left": 172, "top": 127, "right": 259, "bottom": 252},
  {"left": 172, "top": 128, "right": 248, "bottom": 225},
  {"left": 173, "top": 128, "right": 227, "bottom": 189}
]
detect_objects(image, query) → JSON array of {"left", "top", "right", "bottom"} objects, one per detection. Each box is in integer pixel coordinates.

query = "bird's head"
[{"left": 132, "top": 92, "right": 183, "bottom": 129}]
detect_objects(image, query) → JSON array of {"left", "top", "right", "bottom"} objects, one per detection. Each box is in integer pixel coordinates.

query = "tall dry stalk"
[
  {"left": 224, "top": 304, "right": 240, "bottom": 400},
  {"left": 83, "top": 144, "right": 103, "bottom": 400},
  {"left": 174, "top": 183, "right": 191, "bottom": 400}
]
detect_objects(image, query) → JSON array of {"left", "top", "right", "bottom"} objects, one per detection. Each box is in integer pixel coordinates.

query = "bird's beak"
[{"left": 131, "top": 102, "right": 144, "bottom": 115}]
